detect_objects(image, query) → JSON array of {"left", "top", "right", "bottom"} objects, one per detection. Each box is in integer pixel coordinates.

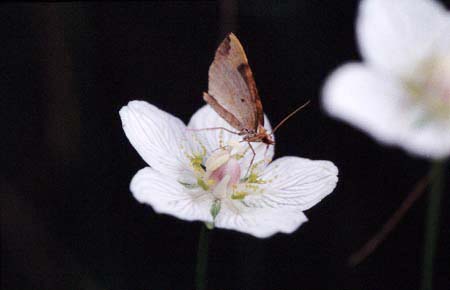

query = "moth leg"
[
  {"left": 263, "top": 144, "right": 271, "bottom": 164},
  {"left": 245, "top": 142, "right": 256, "bottom": 178},
  {"left": 186, "top": 127, "right": 239, "bottom": 153},
  {"left": 219, "top": 129, "right": 224, "bottom": 148},
  {"left": 186, "top": 127, "right": 239, "bottom": 135}
]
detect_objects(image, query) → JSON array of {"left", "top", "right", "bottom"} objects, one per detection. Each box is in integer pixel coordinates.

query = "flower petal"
[
  {"left": 131, "top": 167, "right": 213, "bottom": 222},
  {"left": 120, "top": 100, "right": 189, "bottom": 177},
  {"left": 323, "top": 63, "right": 450, "bottom": 158},
  {"left": 357, "top": 0, "right": 450, "bottom": 77},
  {"left": 215, "top": 202, "right": 308, "bottom": 238},
  {"left": 323, "top": 63, "right": 410, "bottom": 144},
  {"left": 245, "top": 157, "right": 338, "bottom": 211},
  {"left": 402, "top": 121, "right": 450, "bottom": 159},
  {"left": 187, "top": 105, "right": 274, "bottom": 165}
]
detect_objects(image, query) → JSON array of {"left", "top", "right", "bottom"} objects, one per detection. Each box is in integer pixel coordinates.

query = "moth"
[{"left": 203, "top": 33, "right": 308, "bottom": 169}]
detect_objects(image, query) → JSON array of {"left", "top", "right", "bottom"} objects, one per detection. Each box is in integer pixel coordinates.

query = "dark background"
[{"left": 2, "top": 1, "right": 449, "bottom": 289}]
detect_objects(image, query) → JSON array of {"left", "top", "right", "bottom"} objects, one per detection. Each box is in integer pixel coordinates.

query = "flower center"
[
  {"left": 406, "top": 53, "right": 450, "bottom": 123},
  {"left": 182, "top": 136, "right": 272, "bottom": 224},
  {"left": 205, "top": 148, "right": 241, "bottom": 198}
]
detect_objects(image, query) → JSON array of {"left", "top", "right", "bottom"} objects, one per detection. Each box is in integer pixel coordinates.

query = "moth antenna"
[{"left": 270, "top": 100, "right": 311, "bottom": 134}]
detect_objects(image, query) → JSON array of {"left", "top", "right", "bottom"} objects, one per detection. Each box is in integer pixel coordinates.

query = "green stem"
[
  {"left": 195, "top": 224, "right": 210, "bottom": 290},
  {"left": 421, "top": 160, "right": 446, "bottom": 290}
]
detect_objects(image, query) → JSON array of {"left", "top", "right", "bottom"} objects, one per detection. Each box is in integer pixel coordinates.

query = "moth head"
[{"left": 261, "top": 133, "right": 275, "bottom": 145}]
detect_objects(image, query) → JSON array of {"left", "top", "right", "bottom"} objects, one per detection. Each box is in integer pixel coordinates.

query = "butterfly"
[{"left": 202, "top": 33, "right": 309, "bottom": 170}]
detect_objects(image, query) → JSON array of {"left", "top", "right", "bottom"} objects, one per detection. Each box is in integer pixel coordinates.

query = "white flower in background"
[
  {"left": 119, "top": 101, "right": 338, "bottom": 238},
  {"left": 323, "top": 0, "right": 450, "bottom": 159}
]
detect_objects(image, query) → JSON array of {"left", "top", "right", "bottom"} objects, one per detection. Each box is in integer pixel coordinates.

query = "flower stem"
[
  {"left": 348, "top": 174, "right": 429, "bottom": 266},
  {"left": 196, "top": 224, "right": 210, "bottom": 290},
  {"left": 421, "top": 160, "right": 446, "bottom": 290}
]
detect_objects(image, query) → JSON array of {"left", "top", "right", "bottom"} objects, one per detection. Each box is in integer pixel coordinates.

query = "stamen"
[{"left": 231, "top": 191, "right": 248, "bottom": 200}]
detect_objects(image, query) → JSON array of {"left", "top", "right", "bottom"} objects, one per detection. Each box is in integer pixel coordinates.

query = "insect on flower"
[
  {"left": 119, "top": 34, "right": 338, "bottom": 238},
  {"left": 198, "top": 33, "right": 310, "bottom": 172}
]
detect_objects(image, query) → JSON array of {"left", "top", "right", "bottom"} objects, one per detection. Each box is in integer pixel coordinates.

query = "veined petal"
[
  {"left": 187, "top": 105, "right": 274, "bottom": 165},
  {"left": 323, "top": 63, "right": 450, "bottom": 158},
  {"left": 131, "top": 167, "right": 213, "bottom": 222},
  {"left": 357, "top": 0, "right": 450, "bottom": 78},
  {"left": 245, "top": 157, "right": 338, "bottom": 211},
  {"left": 120, "top": 100, "right": 189, "bottom": 177},
  {"left": 215, "top": 202, "right": 308, "bottom": 238}
]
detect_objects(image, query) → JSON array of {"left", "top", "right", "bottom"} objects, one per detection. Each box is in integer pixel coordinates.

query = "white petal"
[
  {"left": 119, "top": 100, "right": 189, "bottom": 177},
  {"left": 323, "top": 63, "right": 450, "bottom": 158},
  {"left": 131, "top": 167, "right": 213, "bottom": 222},
  {"left": 323, "top": 63, "right": 410, "bottom": 144},
  {"left": 245, "top": 157, "right": 338, "bottom": 211},
  {"left": 187, "top": 105, "right": 274, "bottom": 166},
  {"left": 402, "top": 121, "right": 450, "bottom": 159},
  {"left": 215, "top": 202, "right": 308, "bottom": 238},
  {"left": 357, "top": 0, "right": 450, "bottom": 77}
]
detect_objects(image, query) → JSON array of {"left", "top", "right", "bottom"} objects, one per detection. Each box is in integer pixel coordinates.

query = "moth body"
[
  {"left": 204, "top": 33, "right": 277, "bottom": 173},
  {"left": 241, "top": 126, "right": 275, "bottom": 145}
]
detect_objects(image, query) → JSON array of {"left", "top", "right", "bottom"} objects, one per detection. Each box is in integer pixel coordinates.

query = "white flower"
[
  {"left": 322, "top": 0, "right": 450, "bottom": 159},
  {"left": 119, "top": 101, "right": 338, "bottom": 238}
]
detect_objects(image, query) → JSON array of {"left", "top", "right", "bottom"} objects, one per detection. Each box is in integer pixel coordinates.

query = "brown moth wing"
[
  {"left": 206, "top": 33, "right": 264, "bottom": 131},
  {"left": 203, "top": 92, "right": 242, "bottom": 129}
]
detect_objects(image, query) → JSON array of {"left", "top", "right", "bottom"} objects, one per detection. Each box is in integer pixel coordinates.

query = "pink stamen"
[{"left": 208, "top": 158, "right": 241, "bottom": 187}]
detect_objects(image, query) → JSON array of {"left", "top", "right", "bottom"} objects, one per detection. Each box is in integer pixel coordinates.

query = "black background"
[{"left": 2, "top": 1, "right": 449, "bottom": 289}]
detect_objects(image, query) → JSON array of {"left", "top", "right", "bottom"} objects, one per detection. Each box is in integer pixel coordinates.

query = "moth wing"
[
  {"left": 203, "top": 92, "right": 242, "bottom": 130},
  {"left": 206, "top": 33, "right": 264, "bottom": 131}
]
